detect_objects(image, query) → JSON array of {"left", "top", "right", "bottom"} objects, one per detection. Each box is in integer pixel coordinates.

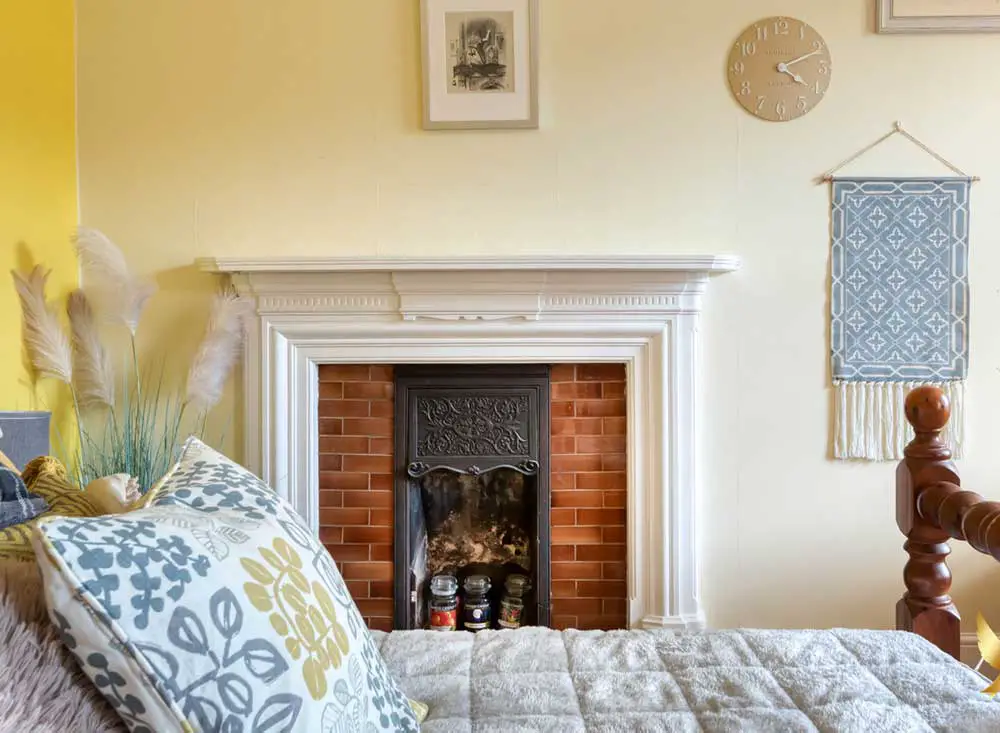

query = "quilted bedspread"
[{"left": 371, "top": 627, "right": 1000, "bottom": 732}]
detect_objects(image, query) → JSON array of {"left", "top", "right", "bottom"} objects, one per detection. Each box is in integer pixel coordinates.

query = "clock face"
[{"left": 727, "top": 17, "right": 832, "bottom": 122}]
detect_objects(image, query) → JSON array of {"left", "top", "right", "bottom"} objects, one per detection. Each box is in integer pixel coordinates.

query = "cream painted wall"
[
  {"left": 0, "top": 0, "right": 78, "bottom": 446},
  {"left": 76, "top": 0, "right": 1000, "bottom": 631}
]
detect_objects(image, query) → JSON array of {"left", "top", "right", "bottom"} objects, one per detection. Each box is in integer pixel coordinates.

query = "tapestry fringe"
[{"left": 833, "top": 381, "right": 965, "bottom": 461}]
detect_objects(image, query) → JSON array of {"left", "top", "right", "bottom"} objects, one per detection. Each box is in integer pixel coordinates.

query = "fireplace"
[
  {"left": 205, "top": 254, "right": 740, "bottom": 631},
  {"left": 393, "top": 365, "right": 550, "bottom": 630}
]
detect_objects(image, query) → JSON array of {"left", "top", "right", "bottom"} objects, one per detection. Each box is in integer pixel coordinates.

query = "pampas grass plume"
[
  {"left": 11, "top": 266, "right": 73, "bottom": 384},
  {"left": 67, "top": 289, "right": 115, "bottom": 409},
  {"left": 185, "top": 291, "right": 252, "bottom": 412},
  {"left": 72, "top": 227, "right": 156, "bottom": 333}
]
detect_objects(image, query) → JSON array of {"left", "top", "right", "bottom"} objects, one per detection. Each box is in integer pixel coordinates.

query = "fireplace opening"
[{"left": 394, "top": 365, "right": 551, "bottom": 630}]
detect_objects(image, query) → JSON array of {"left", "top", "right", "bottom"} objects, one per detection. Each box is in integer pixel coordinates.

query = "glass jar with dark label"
[
  {"left": 462, "top": 574, "right": 492, "bottom": 631},
  {"left": 499, "top": 574, "right": 530, "bottom": 630},
  {"left": 428, "top": 575, "right": 458, "bottom": 631}
]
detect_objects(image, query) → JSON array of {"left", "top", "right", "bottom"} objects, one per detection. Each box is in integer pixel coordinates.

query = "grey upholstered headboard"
[{"left": 0, "top": 412, "right": 51, "bottom": 469}]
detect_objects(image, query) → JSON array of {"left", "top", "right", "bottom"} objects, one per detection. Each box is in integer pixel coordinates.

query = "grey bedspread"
[{"left": 372, "top": 627, "right": 1000, "bottom": 732}]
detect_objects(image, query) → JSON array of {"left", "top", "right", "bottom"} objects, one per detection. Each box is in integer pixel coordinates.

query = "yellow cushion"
[{"left": 0, "top": 457, "right": 103, "bottom": 561}]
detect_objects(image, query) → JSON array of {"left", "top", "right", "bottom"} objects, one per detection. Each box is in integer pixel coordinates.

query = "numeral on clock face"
[
  {"left": 774, "top": 18, "right": 789, "bottom": 35},
  {"left": 756, "top": 96, "right": 766, "bottom": 112}
]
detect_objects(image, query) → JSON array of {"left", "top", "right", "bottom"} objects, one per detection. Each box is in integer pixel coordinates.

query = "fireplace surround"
[{"left": 202, "top": 254, "right": 740, "bottom": 629}]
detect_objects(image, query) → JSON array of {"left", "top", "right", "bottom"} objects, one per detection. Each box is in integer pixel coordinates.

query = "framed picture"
[
  {"left": 420, "top": 0, "right": 539, "bottom": 130},
  {"left": 878, "top": 0, "right": 1000, "bottom": 32}
]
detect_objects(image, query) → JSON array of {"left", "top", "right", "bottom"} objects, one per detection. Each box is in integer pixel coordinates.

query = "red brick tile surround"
[{"left": 317, "top": 363, "right": 627, "bottom": 632}]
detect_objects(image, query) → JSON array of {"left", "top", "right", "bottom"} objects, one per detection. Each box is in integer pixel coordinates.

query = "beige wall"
[{"left": 76, "top": 0, "right": 1000, "bottom": 631}]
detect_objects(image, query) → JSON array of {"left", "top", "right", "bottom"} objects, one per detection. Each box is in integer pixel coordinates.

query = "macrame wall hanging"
[{"left": 823, "top": 122, "right": 976, "bottom": 461}]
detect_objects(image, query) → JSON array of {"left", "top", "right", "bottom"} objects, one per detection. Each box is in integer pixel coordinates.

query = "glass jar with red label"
[{"left": 428, "top": 575, "right": 458, "bottom": 631}]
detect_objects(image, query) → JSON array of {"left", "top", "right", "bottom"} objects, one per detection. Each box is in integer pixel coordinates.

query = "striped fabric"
[{"left": 0, "top": 467, "right": 46, "bottom": 530}]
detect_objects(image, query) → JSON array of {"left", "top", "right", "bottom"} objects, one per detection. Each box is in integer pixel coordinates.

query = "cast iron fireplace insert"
[{"left": 393, "top": 365, "right": 551, "bottom": 630}]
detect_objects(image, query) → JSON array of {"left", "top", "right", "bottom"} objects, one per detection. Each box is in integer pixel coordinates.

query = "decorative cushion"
[
  {"left": 0, "top": 457, "right": 103, "bottom": 562},
  {"left": 0, "top": 466, "right": 47, "bottom": 530},
  {"left": 32, "top": 437, "right": 420, "bottom": 733}
]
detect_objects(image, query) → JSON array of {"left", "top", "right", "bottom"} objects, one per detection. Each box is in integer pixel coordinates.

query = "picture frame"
[
  {"left": 420, "top": 0, "right": 539, "bottom": 130},
  {"left": 877, "top": 0, "right": 1000, "bottom": 33}
]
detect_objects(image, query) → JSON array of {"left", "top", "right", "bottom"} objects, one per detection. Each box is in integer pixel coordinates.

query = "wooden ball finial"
[{"left": 905, "top": 385, "right": 950, "bottom": 433}]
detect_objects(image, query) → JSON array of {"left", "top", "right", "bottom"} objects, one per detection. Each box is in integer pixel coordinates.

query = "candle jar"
[
  {"left": 498, "top": 574, "right": 530, "bottom": 630},
  {"left": 462, "top": 575, "right": 492, "bottom": 632},
  {"left": 428, "top": 575, "right": 458, "bottom": 631}
]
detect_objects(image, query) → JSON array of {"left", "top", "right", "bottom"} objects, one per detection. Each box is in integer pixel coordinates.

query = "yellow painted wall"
[
  {"left": 75, "top": 1, "right": 1000, "bottom": 632},
  {"left": 0, "top": 0, "right": 78, "bottom": 446}
]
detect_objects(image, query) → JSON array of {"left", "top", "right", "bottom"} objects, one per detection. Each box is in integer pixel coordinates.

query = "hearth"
[{"left": 393, "top": 365, "right": 550, "bottom": 630}]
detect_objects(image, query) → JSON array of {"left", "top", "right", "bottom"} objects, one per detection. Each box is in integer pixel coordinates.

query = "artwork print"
[{"left": 446, "top": 12, "right": 515, "bottom": 93}]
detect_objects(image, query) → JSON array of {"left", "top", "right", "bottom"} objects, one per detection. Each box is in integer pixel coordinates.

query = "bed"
[{"left": 4, "top": 385, "right": 1000, "bottom": 732}]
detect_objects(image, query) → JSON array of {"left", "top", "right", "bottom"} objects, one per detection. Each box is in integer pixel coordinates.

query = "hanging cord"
[{"left": 820, "top": 121, "right": 980, "bottom": 183}]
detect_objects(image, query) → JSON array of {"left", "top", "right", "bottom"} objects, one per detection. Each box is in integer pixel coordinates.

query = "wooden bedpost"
[{"left": 896, "top": 386, "right": 962, "bottom": 659}]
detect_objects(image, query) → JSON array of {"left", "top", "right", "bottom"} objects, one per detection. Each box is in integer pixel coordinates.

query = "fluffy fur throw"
[{"left": 0, "top": 562, "right": 124, "bottom": 732}]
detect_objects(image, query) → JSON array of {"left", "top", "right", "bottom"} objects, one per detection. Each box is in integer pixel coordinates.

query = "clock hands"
[
  {"left": 784, "top": 49, "right": 821, "bottom": 67},
  {"left": 776, "top": 62, "right": 808, "bottom": 86}
]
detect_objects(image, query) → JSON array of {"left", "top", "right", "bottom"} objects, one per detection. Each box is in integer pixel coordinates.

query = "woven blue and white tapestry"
[{"left": 831, "top": 177, "right": 970, "bottom": 460}]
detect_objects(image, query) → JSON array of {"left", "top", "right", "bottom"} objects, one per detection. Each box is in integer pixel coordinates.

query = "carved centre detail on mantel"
[{"left": 198, "top": 253, "right": 740, "bottom": 632}]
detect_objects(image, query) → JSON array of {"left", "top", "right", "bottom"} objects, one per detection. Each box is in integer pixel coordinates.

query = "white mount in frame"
[
  {"left": 200, "top": 254, "right": 740, "bottom": 631},
  {"left": 878, "top": 0, "right": 1000, "bottom": 32}
]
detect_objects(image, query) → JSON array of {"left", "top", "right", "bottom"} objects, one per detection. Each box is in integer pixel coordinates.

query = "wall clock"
[{"left": 727, "top": 17, "right": 832, "bottom": 122}]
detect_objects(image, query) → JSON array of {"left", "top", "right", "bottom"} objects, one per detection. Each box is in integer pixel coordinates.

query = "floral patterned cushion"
[{"left": 32, "top": 437, "right": 420, "bottom": 733}]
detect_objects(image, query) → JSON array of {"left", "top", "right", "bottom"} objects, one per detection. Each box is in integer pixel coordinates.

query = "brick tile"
[
  {"left": 319, "top": 472, "right": 368, "bottom": 491},
  {"left": 603, "top": 526, "right": 627, "bottom": 544},
  {"left": 321, "top": 436, "right": 369, "bottom": 454},
  {"left": 577, "top": 508, "right": 626, "bottom": 526},
  {"left": 602, "top": 380, "right": 626, "bottom": 398},
  {"left": 318, "top": 455, "right": 343, "bottom": 472},
  {"left": 551, "top": 598, "right": 603, "bottom": 616},
  {"left": 551, "top": 546, "right": 575, "bottom": 562},
  {"left": 318, "top": 418, "right": 343, "bottom": 436},
  {"left": 549, "top": 364, "right": 576, "bottom": 382},
  {"left": 550, "top": 436, "right": 576, "bottom": 455},
  {"left": 370, "top": 401, "right": 393, "bottom": 418},
  {"left": 551, "top": 454, "right": 602, "bottom": 473},
  {"left": 551, "top": 472, "right": 575, "bottom": 490},
  {"left": 343, "top": 526, "right": 393, "bottom": 544},
  {"left": 551, "top": 526, "right": 603, "bottom": 545},
  {"left": 356, "top": 598, "right": 394, "bottom": 617},
  {"left": 551, "top": 615, "right": 577, "bottom": 630},
  {"left": 318, "top": 383, "right": 344, "bottom": 399},
  {"left": 576, "top": 615, "right": 624, "bottom": 631},
  {"left": 551, "top": 579, "right": 578, "bottom": 597},
  {"left": 346, "top": 580, "right": 370, "bottom": 598},
  {"left": 603, "top": 417, "right": 627, "bottom": 435},
  {"left": 551, "top": 418, "right": 603, "bottom": 436},
  {"left": 603, "top": 562, "right": 627, "bottom": 580},
  {"left": 577, "top": 399, "right": 627, "bottom": 418},
  {"left": 370, "top": 544, "right": 393, "bottom": 562},
  {"left": 319, "top": 507, "right": 370, "bottom": 526},
  {"left": 319, "top": 526, "right": 342, "bottom": 544},
  {"left": 370, "top": 580, "right": 392, "bottom": 598},
  {"left": 345, "top": 382, "right": 393, "bottom": 400},
  {"left": 602, "top": 453, "right": 627, "bottom": 472},
  {"left": 324, "top": 400, "right": 370, "bottom": 418},
  {"left": 342, "top": 491, "right": 392, "bottom": 509},
  {"left": 341, "top": 562, "right": 393, "bottom": 581},
  {"left": 325, "top": 544, "right": 370, "bottom": 562},
  {"left": 603, "top": 491, "right": 626, "bottom": 508},
  {"left": 369, "top": 365, "right": 394, "bottom": 381},
  {"left": 344, "top": 418, "right": 392, "bottom": 437},
  {"left": 550, "top": 508, "right": 577, "bottom": 526},
  {"left": 576, "top": 580, "right": 627, "bottom": 597},
  {"left": 370, "top": 508, "right": 393, "bottom": 527},
  {"left": 552, "top": 562, "right": 602, "bottom": 580},
  {"left": 343, "top": 454, "right": 393, "bottom": 473},
  {"left": 551, "top": 382, "right": 602, "bottom": 400},
  {"left": 576, "top": 472, "right": 627, "bottom": 491},
  {"left": 369, "top": 438, "right": 392, "bottom": 455},
  {"left": 577, "top": 364, "right": 626, "bottom": 382},
  {"left": 319, "top": 490, "right": 343, "bottom": 507},
  {"left": 321, "top": 365, "right": 371, "bottom": 381},
  {"left": 576, "top": 545, "right": 627, "bottom": 562},
  {"left": 576, "top": 435, "right": 626, "bottom": 454},
  {"left": 551, "top": 490, "right": 603, "bottom": 509},
  {"left": 551, "top": 401, "right": 575, "bottom": 418},
  {"left": 370, "top": 474, "right": 394, "bottom": 491},
  {"left": 366, "top": 617, "right": 394, "bottom": 632},
  {"left": 604, "top": 598, "right": 628, "bottom": 617}
]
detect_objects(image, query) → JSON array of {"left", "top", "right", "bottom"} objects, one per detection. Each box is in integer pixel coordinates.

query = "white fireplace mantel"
[{"left": 202, "top": 254, "right": 740, "bottom": 631}]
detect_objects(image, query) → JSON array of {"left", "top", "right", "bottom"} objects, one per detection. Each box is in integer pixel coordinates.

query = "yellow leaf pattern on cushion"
[{"left": 240, "top": 536, "right": 350, "bottom": 701}]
